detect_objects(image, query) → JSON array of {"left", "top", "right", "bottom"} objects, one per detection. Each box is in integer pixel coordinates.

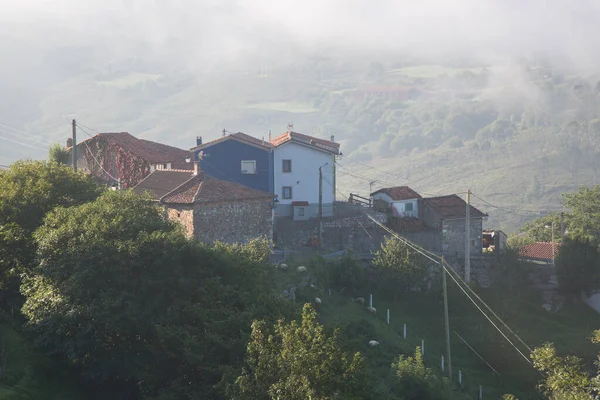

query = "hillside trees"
[
  {"left": 230, "top": 304, "right": 367, "bottom": 400},
  {"left": 555, "top": 236, "right": 600, "bottom": 301},
  {"left": 22, "top": 190, "right": 290, "bottom": 399},
  {"left": 48, "top": 143, "right": 70, "bottom": 165},
  {"left": 373, "top": 237, "right": 428, "bottom": 297},
  {"left": 0, "top": 161, "right": 101, "bottom": 306}
]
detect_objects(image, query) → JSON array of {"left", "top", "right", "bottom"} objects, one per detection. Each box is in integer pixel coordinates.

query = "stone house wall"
[
  {"left": 165, "top": 205, "right": 195, "bottom": 238},
  {"left": 441, "top": 218, "right": 483, "bottom": 255},
  {"left": 193, "top": 198, "right": 273, "bottom": 244}
]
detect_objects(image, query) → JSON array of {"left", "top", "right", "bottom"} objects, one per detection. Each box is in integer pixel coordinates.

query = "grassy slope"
[
  {"left": 0, "top": 322, "right": 87, "bottom": 400},
  {"left": 270, "top": 261, "right": 600, "bottom": 399},
  {"left": 5, "top": 61, "right": 596, "bottom": 232}
]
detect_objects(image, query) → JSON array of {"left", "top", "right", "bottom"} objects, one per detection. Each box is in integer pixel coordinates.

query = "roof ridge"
[{"left": 159, "top": 174, "right": 198, "bottom": 203}]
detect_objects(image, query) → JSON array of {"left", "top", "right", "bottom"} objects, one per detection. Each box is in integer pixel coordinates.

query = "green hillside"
[{"left": 3, "top": 54, "right": 600, "bottom": 232}]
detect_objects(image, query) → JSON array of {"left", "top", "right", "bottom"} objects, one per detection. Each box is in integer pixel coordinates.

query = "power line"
[
  {"left": 0, "top": 133, "right": 48, "bottom": 151},
  {"left": 365, "top": 214, "right": 535, "bottom": 367},
  {"left": 470, "top": 192, "right": 543, "bottom": 217},
  {"left": 0, "top": 122, "right": 53, "bottom": 145}
]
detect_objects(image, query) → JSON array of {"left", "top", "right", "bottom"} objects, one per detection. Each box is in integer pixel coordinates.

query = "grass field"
[
  {"left": 245, "top": 101, "right": 319, "bottom": 113},
  {"left": 269, "top": 259, "right": 600, "bottom": 399},
  {"left": 0, "top": 321, "right": 87, "bottom": 400}
]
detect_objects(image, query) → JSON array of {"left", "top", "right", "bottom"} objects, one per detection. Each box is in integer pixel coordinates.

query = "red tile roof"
[
  {"left": 422, "top": 194, "right": 487, "bottom": 219},
  {"left": 371, "top": 186, "right": 421, "bottom": 201},
  {"left": 270, "top": 131, "right": 340, "bottom": 154},
  {"left": 519, "top": 242, "right": 561, "bottom": 261},
  {"left": 191, "top": 132, "right": 274, "bottom": 151},
  {"left": 133, "top": 170, "right": 274, "bottom": 204},
  {"left": 78, "top": 132, "right": 193, "bottom": 170}
]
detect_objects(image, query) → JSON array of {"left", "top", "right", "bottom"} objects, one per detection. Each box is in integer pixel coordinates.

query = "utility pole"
[
  {"left": 465, "top": 189, "right": 471, "bottom": 283},
  {"left": 318, "top": 165, "right": 323, "bottom": 247},
  {"left": 71, "top": 119, "right": 77, "bottom": 172},
  {"left": 442, "top": 256, "right": 452, "bottom": 379}
]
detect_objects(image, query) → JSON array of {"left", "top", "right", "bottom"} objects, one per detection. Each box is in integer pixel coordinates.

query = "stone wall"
[
  {"left": 193, "top": 199, "right": 273, "bottom": 244},
  {"left": 165, "top": 205, "right": 195, "bottom": 238},
  {"left": 442, "top": 218, "right": 483, "bottom": 255}
]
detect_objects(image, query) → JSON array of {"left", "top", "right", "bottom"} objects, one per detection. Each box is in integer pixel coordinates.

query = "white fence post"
[
  {"left": 478, "top": 385, "right": 482, "bottom": 400},
  {"left": 386, "top": 309, "right": 390, "bottom": 324},
  {"left": 403, "top": 324, "right": 407, "bottom": 339},
  {"left": 328, "top": 288, "right": 331, "bottom": 296},
  {"left": 441, "top": 355, "right": 445, "bottom": 373},
  {"left": 458, "top": 370, "right": 462, "bottom": 388},
  {"left": 421, "top": 340, "right": 425, "bottom": 355},
  {"left": 369, "top": 293, "right": 373, "bottom": 308}
]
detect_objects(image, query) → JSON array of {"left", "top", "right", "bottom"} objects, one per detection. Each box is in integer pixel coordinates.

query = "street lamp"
[{"left": 544, "top": 222, "right": 555, "bottom": 265}]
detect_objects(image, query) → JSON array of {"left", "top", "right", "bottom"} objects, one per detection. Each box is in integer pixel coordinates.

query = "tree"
[
  {"left": 518, "top": 213, "right": 565, "bottom": 243},
  {"left": 22, "top": 190, "right": 290, "bottom": 399},
  {"left": 392, "top": 347, "right": 446, "bottom": 400},
  {"left": 0, "top": 161, "right": 101, "bottom": 307},
  {"left": 48, "top": 142, "right": 70, "bottom": 165},
  {"left": 562, "top": 186, "right": 600, "bottom": 244},
  {"left": 373, "top": 237, "right": 428, "bottom": 296},
  {"left": 555, "top": 236, "right": 600, "bottom": 300},
  {"left": 231, "top": 304, "right": 366, "bottom": 400},
  {"left": 531, "top": 343, "right": 593, "bottom": 399}
]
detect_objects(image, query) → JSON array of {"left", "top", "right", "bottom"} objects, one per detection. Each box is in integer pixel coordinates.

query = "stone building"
[
  {"left": 420, "top": 194, "right": 487, "bottom": 255},
  {"left": 133, "top": 167, "right": 275, "bottom": 245}
]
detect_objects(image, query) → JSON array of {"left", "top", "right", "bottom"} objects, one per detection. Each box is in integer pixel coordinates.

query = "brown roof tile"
[
  {"left": 133, "top": 170, "right": 194, "bottom": 200},
  {"left": 422, "top": 194, "right": 487, "bottom": 219},
  {"left": 78, "top": 132, "right": 193, "bottom": 170},
  {"left": 519, "top": 242, "right": 561, "bottom": 261},
  {"left": 270, "top": 131, "right": 340, "bottom": 154},
  {"left": 371, "top": 186, "right": 421, "bottom": 201},
  {"left": 134, "top": 170, "right": 274, "bottom": 204}
]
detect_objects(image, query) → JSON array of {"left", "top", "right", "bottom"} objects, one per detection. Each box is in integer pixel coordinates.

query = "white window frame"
[
  {"left": 298, "top": 207, "right": 305, "bottom": 217},
  {"left": 282, "top": 159, "right": 292, "bottom": 173},
  {"left": 241, "top": 160, "right": 257, "bottom": 174},
  {"left": 282, "top": 186, "right": 292, "bottom": 199}
]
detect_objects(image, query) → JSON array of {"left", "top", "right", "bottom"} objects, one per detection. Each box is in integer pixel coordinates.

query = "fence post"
[
  {"left": 458, "top": 370, "right": 462, "bottom": 388},
  {"left": 369, "top": 293, "right": 373, "bottom": 308},
  {"left": 478, "top": 385, "right": 482, "bottom": 400},
  {"left": 403, "top": 324, "right": 407, "bottom": 339},
  {"left": 421, "top": 340, "right": 425, "bottom": 355},
  {"left": 328, "top": 288, "right": 331, "bottom": 296},
  {"left": 441, "top": 355, "right": 445, "bottom": 373},
  {"left": 386, "top": 309, "right": 390, "bottom": 324}
]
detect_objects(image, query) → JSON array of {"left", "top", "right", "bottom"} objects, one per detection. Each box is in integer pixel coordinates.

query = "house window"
[
  {"left": 405, "top": 202, "right": 413, "bottom": 212},
  {"left": 241, "top": 160, "right": 257, "bottom": 174},
  {"left": 298, "top": 207, "right": 305, "bottom": 217},
  {"left": 282, "top": 159, "right": 292, "bottom": 173},
  {"left": 282, "top": 186, "right": 292, "bottom": 199}
]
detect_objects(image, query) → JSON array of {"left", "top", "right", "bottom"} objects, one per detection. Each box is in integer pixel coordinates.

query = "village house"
[
  {"left": 482, "top": 229, "right": 508, "bottom": 254},
  {"left": 371, "top": 186, "right": 422, "bottom": 218},
  {"left": 189, "top": 129, "right": 340, "bottom": 220},
  {"left": 133, "top": 163, "right": 275, "bottom": 244},
  {"left": 67, "top": 132, "right": 193, "bottom": 188},
  {"left": 421, "top": 194, "right": 488, "bottom": 255}
]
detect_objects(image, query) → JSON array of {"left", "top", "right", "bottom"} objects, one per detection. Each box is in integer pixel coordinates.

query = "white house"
[
  {"left": 371, "top": 186, "right": 422, "bottom": 218},
  {"left": 271, "top": 131, "right": 340, "bottom": 219}
]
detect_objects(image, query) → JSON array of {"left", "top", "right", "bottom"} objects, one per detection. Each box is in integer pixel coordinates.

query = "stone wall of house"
[
  {"left": 166, "top": 205, "right": 195, "bottom": 238},
  {"left": 441, "top": 218, "right": 483, "bottom": 255},
  {"left": 194, "top": 199, "right": 273, "bottom": 244}
]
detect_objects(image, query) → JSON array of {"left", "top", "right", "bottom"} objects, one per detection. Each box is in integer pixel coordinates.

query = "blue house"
[{"left": 190, "top": 132, "right": 274, "bottom": 194}]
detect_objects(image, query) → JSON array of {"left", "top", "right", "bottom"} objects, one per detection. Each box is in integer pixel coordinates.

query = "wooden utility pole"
[
  {"left": 71, "top": 119, "right": 77, "bottom": 172},
  {"left": 442, "top": 256, "right": 452, "bottom": 379},
  {"left": 318, "top": 165, "right": 323, "bottom": 247},
  {"left": 465, "top": 189, "right": 471, "bottom": 283}
]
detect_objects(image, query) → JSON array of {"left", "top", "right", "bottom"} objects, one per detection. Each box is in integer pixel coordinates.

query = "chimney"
[
  {"left": 330, "top": 135, "right": 335, "bottom": 142},
  {"left": 196, "top": 136, "right": 202, "bottom": 146},
  {"left": 262, "top": 136, "right": 265, "bottom": 144},
  {"left": 269, "top": 129, "right": 272, "bottom": 142},
  {"left": 66, "top": 137, "right": 73, "bottom": 148}
]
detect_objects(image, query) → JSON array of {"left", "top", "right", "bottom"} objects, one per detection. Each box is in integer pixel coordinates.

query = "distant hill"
[{"left": 2, "top": 54, "right": 600, "bottom": 233}]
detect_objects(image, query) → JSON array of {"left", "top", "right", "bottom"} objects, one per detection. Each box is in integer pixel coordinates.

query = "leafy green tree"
[
  {"left": 555, "top": 236, "right": 600, "bottom": 300},
  {"left": 231, "top": 304, "right": 366, "bottom": 400},
  {"left": 562, "top": 186, "right": 600, "bottom": 244},
  {"left": 531, "top": 343, "right": 593, "bottom": 399},
  {"left": 48, "top": 142, "right": 70, "bottom": 165},
  {"left": 22, "top": 190, "right": 290, "bottom": 399},
  {"left": 392, "top": 347, "right": 446, "bottom": 400},
  {"left": 0, "top": 161, "right": 101, "bottom": 307},
  {"left": 518, "top": 213, "right": 565, "bottom": 243},
  {"left": 373, "top": 237, "right": 428, "bottom": 296}
]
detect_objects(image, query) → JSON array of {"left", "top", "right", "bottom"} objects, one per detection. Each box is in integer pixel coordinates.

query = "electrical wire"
[
  {"left": 470, "top": 192, "right": 541, "bottom": 217},
  {"left": 0, "top": 133, "right": 48, "bottom": 151},
  {"left": 365, "top": 214, "right": 535, "bottom": 367},
  {"left": 0, "top": 123, "right": 53, "bottom": 145}
]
